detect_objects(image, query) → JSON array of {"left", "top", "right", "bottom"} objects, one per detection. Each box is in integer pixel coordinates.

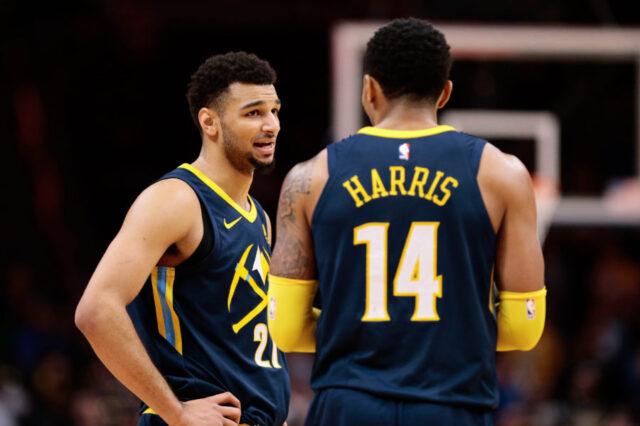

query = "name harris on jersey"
[{"left": 341, "top": 165, "right": 459, "bottom": 208}]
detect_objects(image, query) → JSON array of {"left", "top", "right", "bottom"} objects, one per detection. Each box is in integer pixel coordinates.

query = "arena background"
[{"left": 2, "top": 1, "right": 640, "bottom": 425}]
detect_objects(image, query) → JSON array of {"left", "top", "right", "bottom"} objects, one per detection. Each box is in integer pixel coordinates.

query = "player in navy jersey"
[
  {"left": 267, "top": 18, "right": 546, "bottom": 425},
  {"left": 76, "top": 52, "right": 289, "bottom": 426}
]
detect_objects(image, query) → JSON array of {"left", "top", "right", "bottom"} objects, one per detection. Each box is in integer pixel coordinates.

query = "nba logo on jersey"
[
  {"left": 398, "top": 143, "right": 410, "bottom": 160},
  {"left": 269, "top": 297, "right": 277, "bottom": 320},
  {"left": 526, "top": 299, "right": 536, "bottom": 319}
]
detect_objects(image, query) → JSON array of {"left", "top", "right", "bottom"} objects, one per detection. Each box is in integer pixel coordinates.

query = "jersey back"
[
  {"left": 310, "top": 126, "right": 498, "bottom": 408},
  {"left": 127, "top": 164, "right": 289, "bottom": 426}
]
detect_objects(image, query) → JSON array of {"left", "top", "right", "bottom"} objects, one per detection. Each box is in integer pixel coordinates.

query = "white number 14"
[{"left": 354, "top": 222, "right": 442, "bottom": 322}]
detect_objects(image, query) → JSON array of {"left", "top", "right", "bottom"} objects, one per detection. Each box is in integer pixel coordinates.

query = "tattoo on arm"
[
  {"left": 272, "top": 158, "right": 317, "bottom": 278},
  {"left": 278, "top": 166, "right": 310, "bottom": 220}
]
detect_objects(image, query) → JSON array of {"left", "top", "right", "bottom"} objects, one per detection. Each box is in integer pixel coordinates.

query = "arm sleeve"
[
  {"left": 496, "top": 287, "right": 547, "bottom": 352},
  {"left": 267, "top": 274, "right": 320, "bottom": 353}
]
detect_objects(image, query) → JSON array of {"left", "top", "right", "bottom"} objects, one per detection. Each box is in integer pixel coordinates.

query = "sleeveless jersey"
[
  {"left": 127, "top": 164, "right": 289, "bottom": 426},
  {"left": 310, "top": 126, "right": 498, "bottom": 408}
]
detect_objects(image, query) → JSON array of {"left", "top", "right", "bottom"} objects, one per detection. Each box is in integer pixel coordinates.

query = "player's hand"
[{"left": 172, "top": 392, "right": 241, "bottom": 425}]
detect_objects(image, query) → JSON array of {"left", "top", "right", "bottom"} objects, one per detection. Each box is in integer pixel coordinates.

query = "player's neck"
[
  {"left": 372, "top": 103, "right": 439, "bottom": 131},
  {"left": 191, "top": 155, "right": 254, "bottom": 211}
]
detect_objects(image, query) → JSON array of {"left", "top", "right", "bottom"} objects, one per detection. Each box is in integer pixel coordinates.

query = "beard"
[{"left": 221, "top": 125, "right": 274, "bottom": 174}]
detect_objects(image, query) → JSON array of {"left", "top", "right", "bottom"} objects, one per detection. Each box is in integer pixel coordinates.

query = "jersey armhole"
[
  {"left": 462, "top": 135, "right": 497, "bottom": 237},
  {"left": 180, "top": 196, "right": 214, "bottom": 268},
  {"left": 255, "top": 199, "right": 271, "bottom": 245},
  {"left": 465, "top": 136, "right": 488, "bottom": 178}
]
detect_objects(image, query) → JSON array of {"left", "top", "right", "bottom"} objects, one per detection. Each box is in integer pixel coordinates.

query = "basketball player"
[
  {"left": 267, "top": 18, "right": 546, "bottom": 425},
  {"left": 76, "top": 52, "right": 289, "bottom": 426}
]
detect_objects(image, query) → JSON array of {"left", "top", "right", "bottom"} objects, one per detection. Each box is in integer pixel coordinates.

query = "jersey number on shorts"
[{"left": 354, "top": 222, "right": 442, "bottom": 322}]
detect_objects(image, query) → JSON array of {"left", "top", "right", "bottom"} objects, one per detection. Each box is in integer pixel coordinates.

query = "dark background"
[{"left": 2, "top": 1, "right": 640, "bottom": 425}]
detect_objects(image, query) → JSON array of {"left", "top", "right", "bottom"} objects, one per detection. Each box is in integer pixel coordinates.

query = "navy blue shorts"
[{"left": 305, "top": 388, "right": 494, "bottom": 426}]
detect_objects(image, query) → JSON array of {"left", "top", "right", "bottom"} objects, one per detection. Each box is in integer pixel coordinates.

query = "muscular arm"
[
  {"left": 479, "top": 145, "right": 544, "bottom": 293},
  {"left": 268, "top": 150, "right": 327, "bottom": 352},
  {"left": 270, "top": 153, "right": 323, "bottom": 279},
  {"left": 75, "top": 179, "right": 240, "bottom": 425},
  {"left": 478, "top": 144, "right": 546, "bottom": 351}
]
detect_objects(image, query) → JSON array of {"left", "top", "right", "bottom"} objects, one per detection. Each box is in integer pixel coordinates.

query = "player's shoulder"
[
  {"left": 142, "top": 177, "right": 199, "bottom": 207},
  {"left": 280, "top": 149, "right": 329, "bottom": 221},
  {"left": 284, "top": 149, "right": 328, "bottom": 190},
  {"left": 479, "top": 142, "right": 533, "bottom": 198},
  {"left": 483, "top": 143, "right": 529, "bottom": 178},
  {"left": 127, "top": 177, "right": 200, "bottom": 226}
]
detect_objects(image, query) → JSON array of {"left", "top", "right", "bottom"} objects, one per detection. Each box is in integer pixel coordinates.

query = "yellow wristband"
[
  {"left": 496, "top": 287, "right": 546, "bottom": 351},
  {"left": 268, "top": 274, "right": 319, "bottom": 353}
]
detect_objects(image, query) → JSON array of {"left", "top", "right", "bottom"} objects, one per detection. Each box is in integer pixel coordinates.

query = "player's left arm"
[
  {"left": 485, "top": 150, "right": 546, "bottom": 351},
  {"left": 268, "top": 150, "right": 327, "bottom": 353}
]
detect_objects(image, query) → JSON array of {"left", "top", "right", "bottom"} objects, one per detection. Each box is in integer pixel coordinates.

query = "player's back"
[{"left": 310, "top": 125, "right": 499, "bottom": 408}]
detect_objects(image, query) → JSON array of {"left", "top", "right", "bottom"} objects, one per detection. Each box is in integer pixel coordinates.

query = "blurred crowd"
[{"left": 496, "top": 231, "right": 640, "bottom": 425}]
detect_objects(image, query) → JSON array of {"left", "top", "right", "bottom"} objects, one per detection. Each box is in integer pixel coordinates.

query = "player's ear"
[
  {"left": 361, "top": 75, "right": 378, "bottom": 124},
  {"left": 362, "top": 74, "right": 385, "bottom": 104},
  {"left": 436, "top": 80, "right": 453, "bottom": 109},
  {"left": 362, "top": 74, "right": 373, "bottom": 106},
  {"left": 198, "top": 107, "right": 220, "bottom": 140}
]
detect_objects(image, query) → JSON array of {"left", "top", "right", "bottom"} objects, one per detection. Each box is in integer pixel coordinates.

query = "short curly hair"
[
  {"left": 186, "top": 51, "right": 276, "bottom": 129},
  {"left": 363, "top": 18, "right": 451, "bottom": 103}
]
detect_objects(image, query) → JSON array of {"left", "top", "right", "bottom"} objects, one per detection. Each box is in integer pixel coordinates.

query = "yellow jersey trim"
[
  {"left": 178, "top": 163, "right": 257, "bottom": 223},
  {"left": 357, "top": 125, "right": 456, "bottom": 139},
  {"left": 151, "top": 268, "right": 166, "bottom": 339},
  {"left": 488, "top": 265, "right": 496, "bottom": 315},
  {"left": 151, "top": 266, "right": 183, "bottom": 354},
  {"left": 165, "top": 268, "right": 183, "bottom": 354}
]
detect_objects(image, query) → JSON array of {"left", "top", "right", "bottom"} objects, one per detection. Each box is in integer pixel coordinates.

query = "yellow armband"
[
  {"left": 496, "top": 287, "right": 546, "bottom": 352},
  {"left": 267, "top": 275, "right": 320, "bottom": 353}
]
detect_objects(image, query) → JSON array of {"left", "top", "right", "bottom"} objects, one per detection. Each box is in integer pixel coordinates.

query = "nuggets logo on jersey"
[{"left": 228, "top": 243, "right": 270, "bottom": 334}]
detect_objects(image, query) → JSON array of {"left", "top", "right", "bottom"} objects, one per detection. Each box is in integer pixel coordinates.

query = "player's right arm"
[
  {"left": 478, "top": 144, "right": 546, "bottom": 351},
  {"left": 75, "top": 179, "right": 240, "bottom": 425}
]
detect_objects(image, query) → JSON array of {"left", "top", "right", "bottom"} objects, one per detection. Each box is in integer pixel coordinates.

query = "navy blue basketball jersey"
[
  {"left": 310, "top": 126, "right": 498, "bottom": 408},
  {"left": 127, "top": 164, "right": 289, "bottom": 426}
]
